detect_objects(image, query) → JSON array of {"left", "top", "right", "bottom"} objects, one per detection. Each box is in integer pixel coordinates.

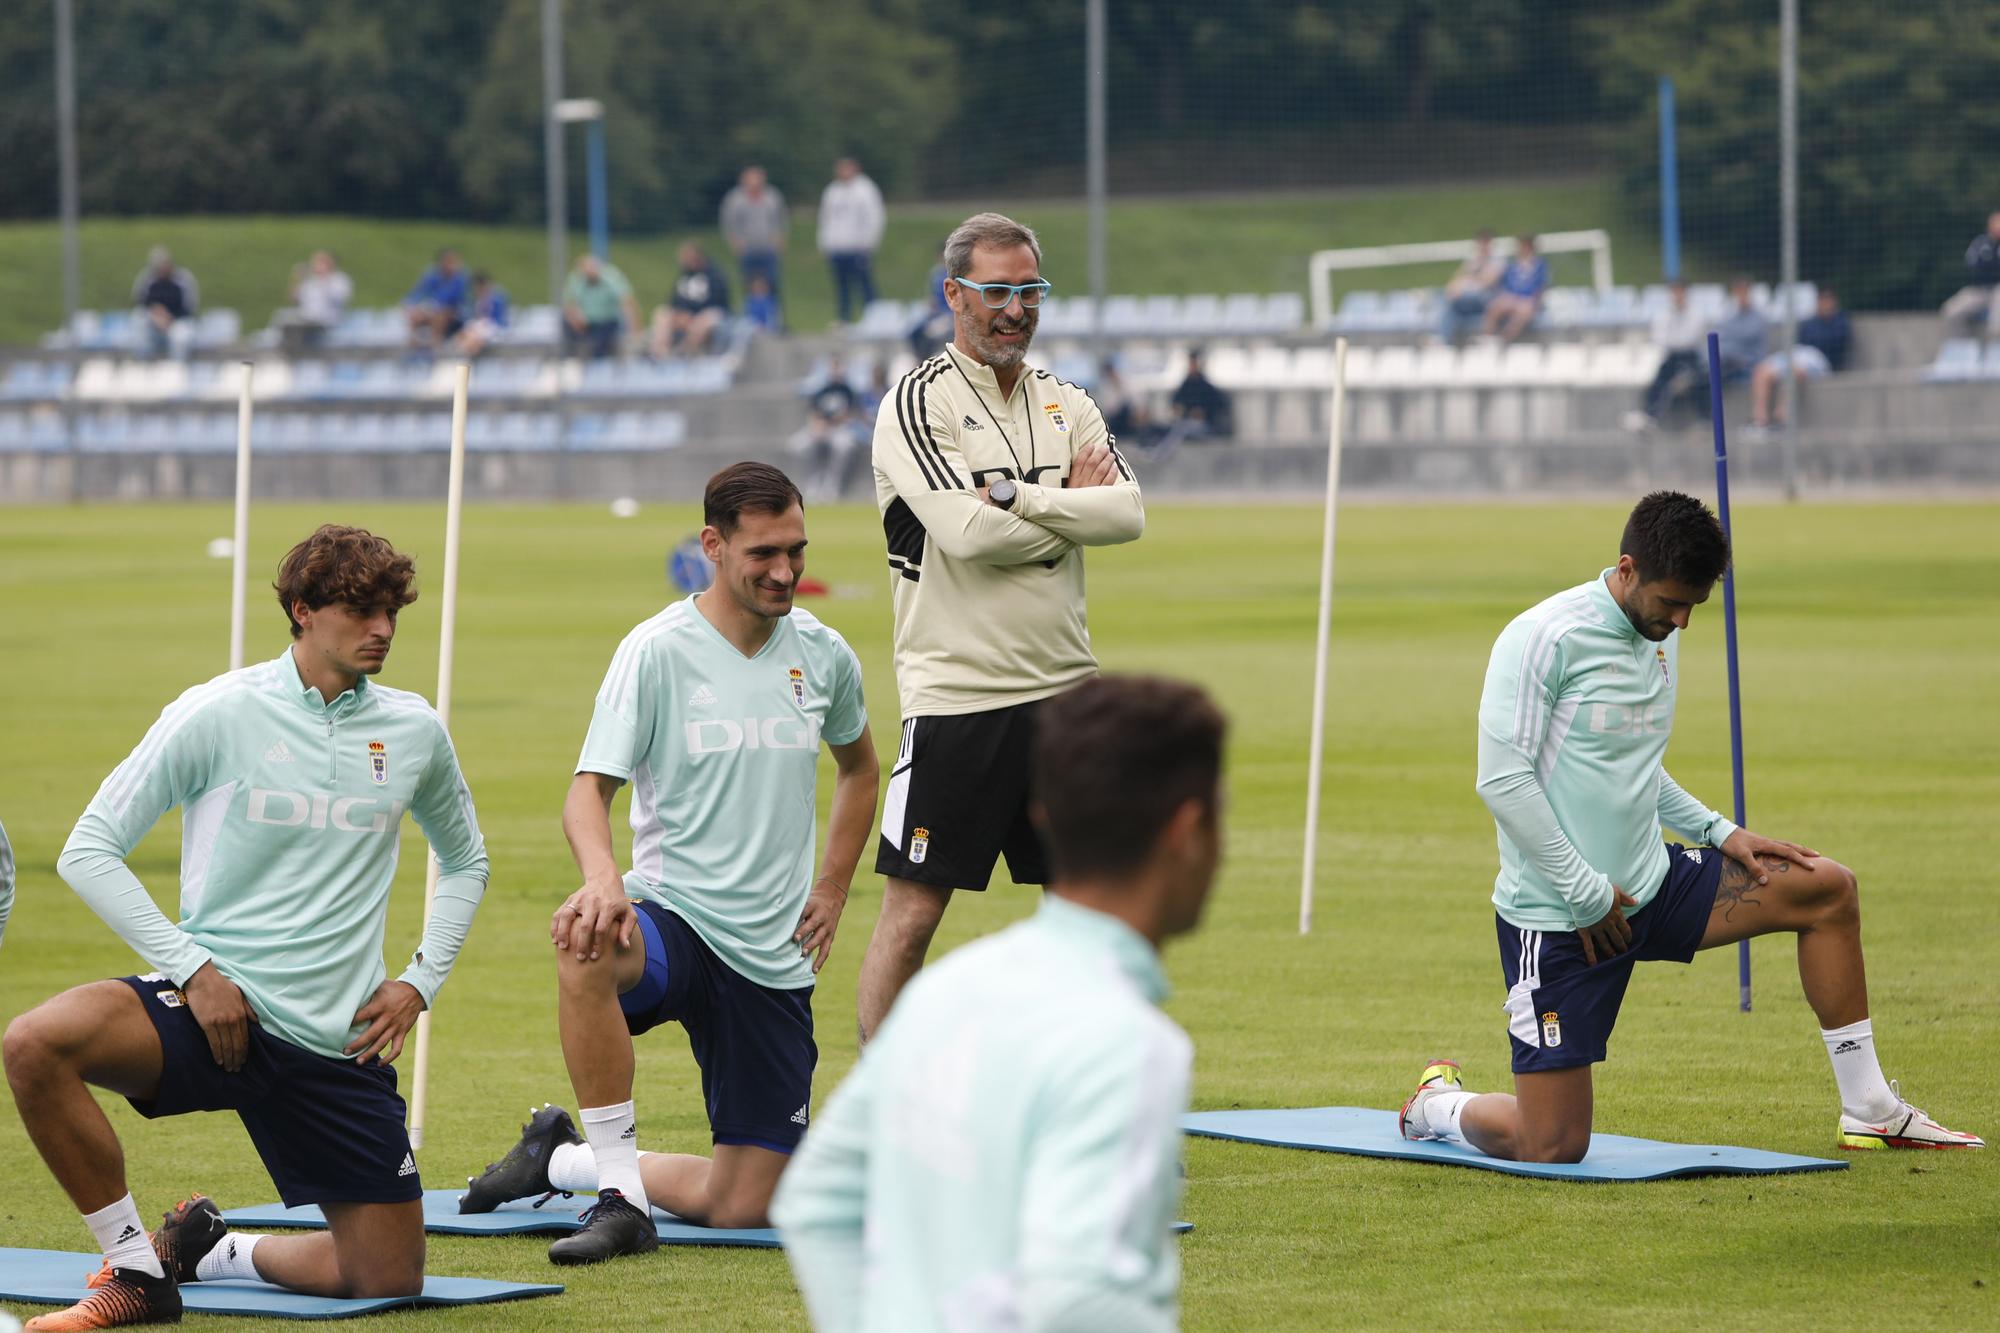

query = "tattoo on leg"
[{"left": 1715, "top": 858, "right": 1765, "bottom": 921}]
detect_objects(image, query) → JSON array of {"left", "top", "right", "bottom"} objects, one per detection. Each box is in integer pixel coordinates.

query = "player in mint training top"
[
  {"left": 773, "top": 675, "right": 1224, "bottom": 1332},
  {"left": 459, "top": 462, "right": 877, "bottom": 1265},
  {"left": 1399, "top": 492, "right": 1980, "bottom": 1161},
  {"left": 5, "top": 525, "right": 490, "bottom": 1333}
]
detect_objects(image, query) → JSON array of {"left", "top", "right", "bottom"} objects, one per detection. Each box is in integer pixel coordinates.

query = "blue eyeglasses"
[{"left": 953, "top": 278, "right": 1052, "bottom": 309}]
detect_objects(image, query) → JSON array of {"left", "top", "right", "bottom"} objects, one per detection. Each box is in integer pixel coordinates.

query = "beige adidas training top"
[{"left": 871, "top": 342, "right": 1144, "bottom": 718}]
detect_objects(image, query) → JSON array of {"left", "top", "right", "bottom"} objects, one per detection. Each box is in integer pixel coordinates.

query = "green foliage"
[
  {"left": 1594, "top": 0, "right": 2000, "bottom": 306},
  {"left": 0, "top": 499, "right": 1995, "bottom": 1330}
]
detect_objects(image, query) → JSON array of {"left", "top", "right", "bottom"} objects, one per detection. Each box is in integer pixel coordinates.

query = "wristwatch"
[{"left": 988, "top": 479, "right": 1019, "bottom": 510}]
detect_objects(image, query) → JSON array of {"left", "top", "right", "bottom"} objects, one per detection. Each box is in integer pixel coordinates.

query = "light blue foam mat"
[
  {"left": 225, "top": 1189, "right": 1196, "bottom": 1246},
  {"left": 225, "top": 1189, "right": 783, "bottom": 1248},
  {"left": 1182, "top": 1107, "right": 1848, "bottom": 1181},
  {"left": 0, "top": 1247, "right": 561, "bottom": 1319}
]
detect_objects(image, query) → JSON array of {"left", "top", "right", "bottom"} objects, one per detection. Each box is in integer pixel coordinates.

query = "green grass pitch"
[{"left": 0, "top": 499, "right": 1994, "bottom": 1330}]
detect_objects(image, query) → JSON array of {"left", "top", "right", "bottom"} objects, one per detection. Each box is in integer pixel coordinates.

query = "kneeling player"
[
  {"left": 1400, "top": 492, "right": 1980, "bottom": 1161},
  {"left": 461, "top": 463, "right": 876, "bottom": 1263},
  {"left": 5, "top": 526, "right": 490, "bottom": 1330}
]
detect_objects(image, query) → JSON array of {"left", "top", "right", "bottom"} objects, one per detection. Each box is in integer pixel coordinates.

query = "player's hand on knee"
[
  {"left": 556, "top": 880, "right": 636, "bottom": 961},
  {"left": 1577, "top": 888, "right": 1638, "bottom": 966},
  {"left": 1720, "top": 828, "right": 1819, "bottom": 884},
  {"left": 345, "top": 980, "right": 425, "bottom": 1066},
  {"left": 794, "top": 876, "right": 849, "bottom": 974},
  {"left": 184, "top": 961, "right": 258, "bottom": 1073}
]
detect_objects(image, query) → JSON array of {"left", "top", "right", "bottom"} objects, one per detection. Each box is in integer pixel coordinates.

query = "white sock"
[
  {"left": 1425, "top": 1090, "right": 1476, "bottom": 1142},
  {"left": 579, "top": 1101, "right": 648, "bottom": 1210},
  {"left": 548, "top": 1141, "right": 597, "bottom": 1194},
  {"left": 194, "top": 1232, "right": 265, "bottom": 1283},
  {"left": 85, "top": 1194, "right": 164, "bottom": 1279},
  {"left": 1823, "top": 1019, "right": 1899, "bottom": 1121},
  {"left": 548, "top": 1142, "right": 657, "bottom": 1194}
]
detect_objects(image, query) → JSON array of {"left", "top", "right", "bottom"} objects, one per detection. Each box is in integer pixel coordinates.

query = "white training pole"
[
  {"left": 228, "top": 361, "right": 254, "bottom": 670},
  {"left": 408, "top": 362, "right": 470, "bottom": 1150},
  {"left": 1299, "top": 338, "right": 1348, "bottom": 935}
]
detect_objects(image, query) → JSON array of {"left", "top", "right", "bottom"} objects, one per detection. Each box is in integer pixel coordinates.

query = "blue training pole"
[
  {"left": 1706, "top": 332, "right": 1751, "bottom": 1012},
  {"left": 1659, "top": 77, "right": 1682, "bottom": 281}
]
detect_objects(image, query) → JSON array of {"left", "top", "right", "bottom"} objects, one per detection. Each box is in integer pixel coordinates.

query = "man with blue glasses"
[{"left": 858, "top": 211, "right": 1146, "bottom": 1043}]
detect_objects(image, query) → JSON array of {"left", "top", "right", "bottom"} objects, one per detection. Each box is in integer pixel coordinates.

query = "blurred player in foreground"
[
  {"left": 1401, "top": 491, "right": 1981, "bottom": 1159},
  {"left": 6, "top": 525, "right": 491, "bottom": 1330},
  {"left": 775, "top": 675, "right": 1225, "bottom": 1331},
  {"left": 461, "top": 463, "right": 876, "bottom": 1263}
]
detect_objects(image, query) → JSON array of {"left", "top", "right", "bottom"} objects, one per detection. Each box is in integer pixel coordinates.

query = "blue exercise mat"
[
  {"left": 225, "top": 1189, "right": 782, "bottom": 1248},
  {"left": 1182, "top": 1107, "right": 1847, "bottom": 1181},
  {"left": 0, "top": 1247, "right": 560, "bottom": 1319},
  {"left": 225, "top": 1190, "right": 1196, "bottom": 1246}
]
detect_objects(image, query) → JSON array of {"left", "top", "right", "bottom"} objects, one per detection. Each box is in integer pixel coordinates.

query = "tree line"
[{"left": 1, "top": 1, "right": 1994, "bottom": 308}]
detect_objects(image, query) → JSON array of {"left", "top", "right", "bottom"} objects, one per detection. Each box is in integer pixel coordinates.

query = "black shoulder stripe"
[
  {"left": 895, "top": 373, "right": 945, "bottom": 491},
  {"left": 915, "top": 378, "right": 964, "bottom": 488},
  {"left": 1107, "top": 432, "right": 1134, "bottom": 481}
]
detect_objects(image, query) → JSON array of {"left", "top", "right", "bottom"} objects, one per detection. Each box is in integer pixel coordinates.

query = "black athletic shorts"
[
  {"left": 874, "top": 700, "right": 1050, "bottom": 890},
  {"left": 1497, "top": 843, "right": 1724, "bottom": 1074},
  {"left": 620, "top": 903, "right": 816, "bottom": 1154},
  {"left": 120, "top": 973, "right": 421, "bottom": 1208}
]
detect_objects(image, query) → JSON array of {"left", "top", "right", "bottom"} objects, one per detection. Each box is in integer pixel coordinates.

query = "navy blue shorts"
[
  {"left": 1497, "top": 843, "right": 1724, "bottom": 1074},
  {"left": 620, "top": 903, "right": 816, "bottom": 1153},
  {"left": 120, "top": 974, "right": 420, "bottom": 1207}
]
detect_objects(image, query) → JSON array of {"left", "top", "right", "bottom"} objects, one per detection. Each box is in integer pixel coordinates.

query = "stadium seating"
[
  {"left": 42, "top": 309, "right": 241, "bottom": 353},
  {"left": 1320, "top": 282, "right": 1819, "bottom": 337},
  {"left": 845, "top": 292, "right": 1308, "bottom": 342}
]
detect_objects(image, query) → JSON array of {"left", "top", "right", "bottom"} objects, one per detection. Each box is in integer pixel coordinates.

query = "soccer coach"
[{"left": 855, "top": 211, "right": 1143, "bottom": 1042}]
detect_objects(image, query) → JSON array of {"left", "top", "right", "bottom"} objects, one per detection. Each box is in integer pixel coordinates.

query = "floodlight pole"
[
  {"left": 1658, "top": 77, "right": 1681, "bottom": 282},
  {"left": 541, "top": 0, "right": 568, "bottom": 307},
  {"left": 1777, "top": 0, "right": 1800, "bottom": 500},
  {"left": 555, "top": 99, "right": 610, "bottom": 260},
  {"left": 1085, "top": 0, "right": 1107, "bottom": 338},
  {"left": 54, "top": 0, "right": 81, "bottom": 324}
]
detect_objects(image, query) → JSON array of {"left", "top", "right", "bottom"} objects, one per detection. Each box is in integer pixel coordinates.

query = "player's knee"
[
  {"left": 3, "top": 1006, "right": 72, "bottom": 1087},
  {"left": 705, "top": 1195, "right": 771, "bottom": 1230},
  {"left": 1519, "top": 1135, "right": 1589, "bottom": 1165},
  {"left": 553, "top": 943, "right": 619, "bottom": 993},
  {"left": 1820, "top": 860, "right": 1860, "bottom": 926}
]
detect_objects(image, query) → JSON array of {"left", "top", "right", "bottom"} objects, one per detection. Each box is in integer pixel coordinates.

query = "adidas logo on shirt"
[
  {"left": 790, "top": 1103, "right": 809, "bottom": 1126},
  {"left": 264, "top": 740, "right": 296, "bottom": 764},
  {"left": 688, "top": 684, "right": 718, "bottom": 708},
  {"left": 961, "top": 415, "right": 983, "bottom": 430},
  {"left": 397, "top": 1152, "right": 418, "bottom": 1177}
]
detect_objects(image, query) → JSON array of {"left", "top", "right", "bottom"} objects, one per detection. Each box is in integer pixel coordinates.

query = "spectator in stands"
[
  {"left": 561, "top": 252, "right": 640, "bottom": 360},
  {"left": 1481, "top": 234, "right": 1548, "bottom": 343},
  {"left": 404, "top": 249, "right": 469, "bottom": 354},
  {"left": 1094, "top": 356, "right": 1150, "bottom": 444},
  {"left": 1939, "top": 211, "right": 2000, "bottom": 338},
  {"left": 791, "top": 357, "right": 867, "bottom": 499},
  {"left": 1749, "top": 286, "right": 1850, "bottom": 433},
  {"left": 818, "top": 157, "right": 886, "bottom": 325},
  {"left": 454, "top": 271, "right": 512, "bottom": 359},
  {"left": 907, "top": 244, "right": 954, "bottom": 359},
  {"left": 1710, "top": 275, "right": 1769, "bottom": 385},
  {"left": 1438, "top": 229, "right": 1504, "bottom": 345},
  {"left": 279, "top": 249, "right": 351, "bottom": 352},
  {"left": 1146, "top": 348, "right": 1233, "bottom": 456},
  {"left": 651, "top": 242, "right": 732, "bottom": 358},
  {"left": 1622, "top": 277, "right": 1706, "bottom": 432},
  {"left": 720, "top": 165, "right": 788, "bottom": 310},
  {"left": 744, "top": 273, "right": 783, "bottom": 335},
  {"left": 131, "top": 246, "right": 198, "bottom": 359}
]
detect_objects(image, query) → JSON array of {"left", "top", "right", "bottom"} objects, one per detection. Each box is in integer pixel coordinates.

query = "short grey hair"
[{"left": 944, "top": 212, "right": 1042, "bottom": 279}]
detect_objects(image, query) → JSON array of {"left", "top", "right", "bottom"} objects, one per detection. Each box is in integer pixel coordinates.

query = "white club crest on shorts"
[
  {"left": 1684, "top": 847, "right": 1704, "bottom": 863},
  {"left": 1541, "top": 1010, "right": 1563, "bottom": 1048},
  {"left": 910, "top": 826, "right": 930, "bottom": 864}
]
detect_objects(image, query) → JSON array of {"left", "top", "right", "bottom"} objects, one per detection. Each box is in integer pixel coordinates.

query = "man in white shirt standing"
[{"left": 817, "top": 158, "right": 886, "bottom": 326}]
